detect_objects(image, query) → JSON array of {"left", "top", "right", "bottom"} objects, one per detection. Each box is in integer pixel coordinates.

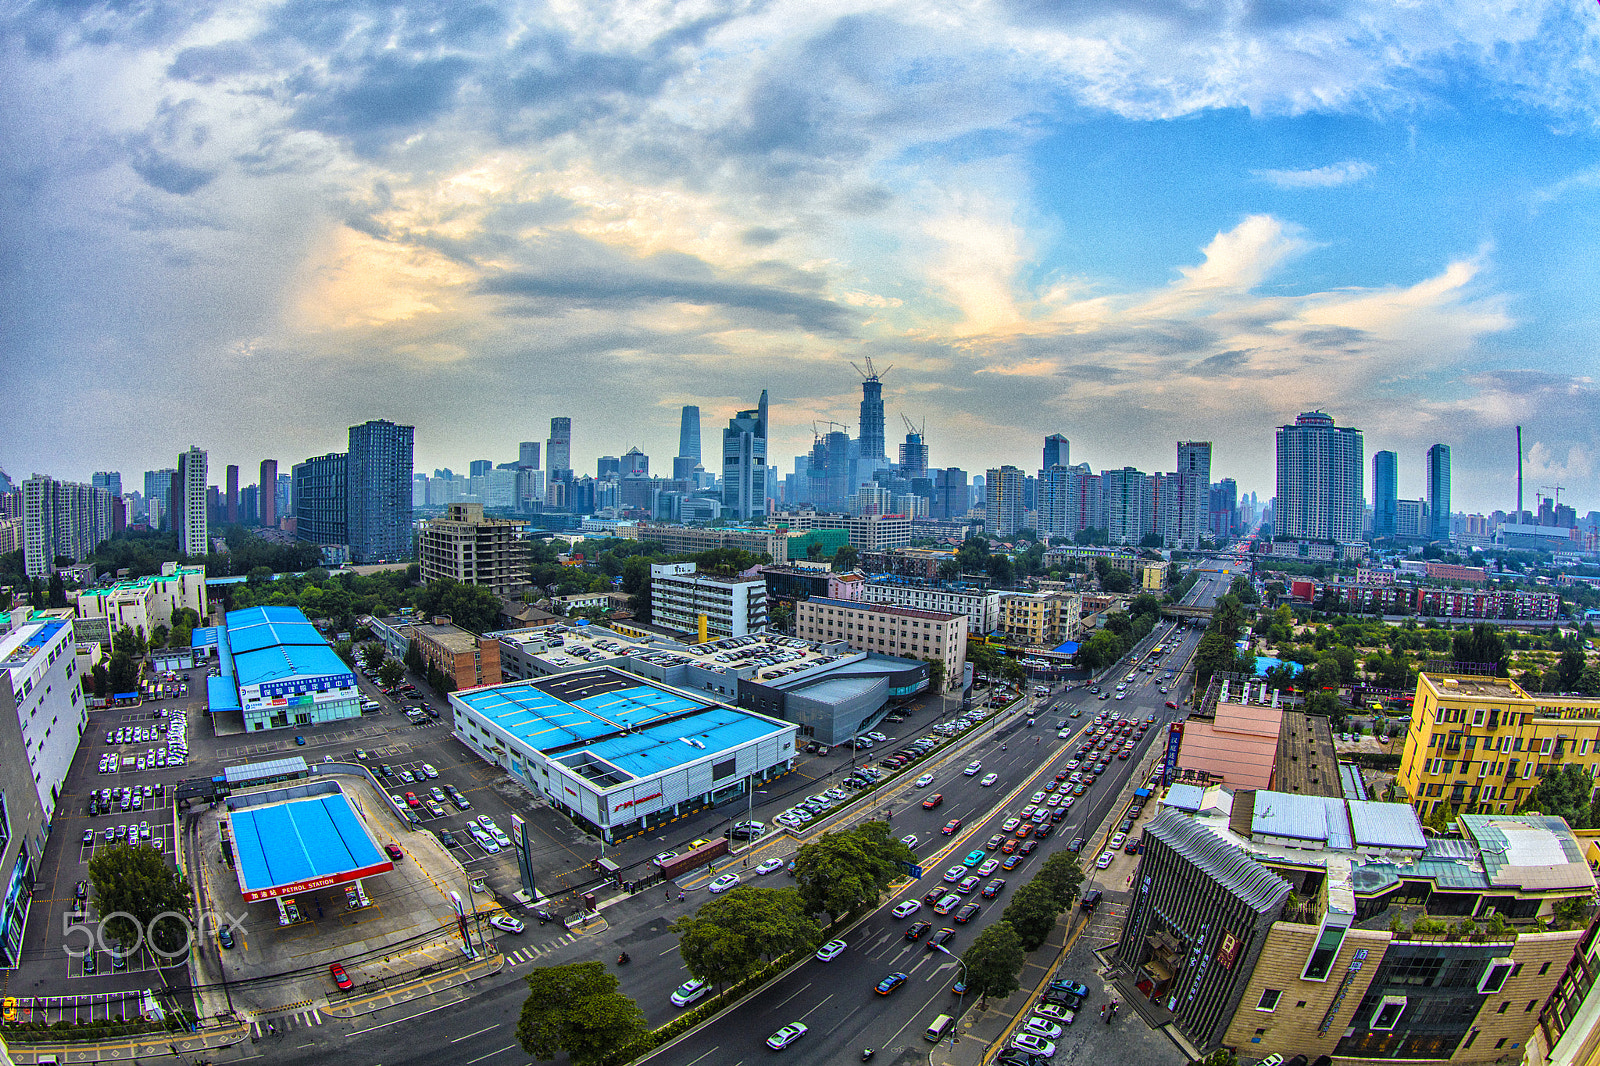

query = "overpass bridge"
[{"left": 1162, "top": 603, "right": 1213, "bottom": 620}]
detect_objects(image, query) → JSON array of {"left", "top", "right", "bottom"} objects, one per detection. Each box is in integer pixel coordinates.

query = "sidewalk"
[
  {"left": 320, "top": 951, "right": 505, "bottom": 1019},
  {"left": 4, "top": 1020, "right": 251, "bottom": 1065}
]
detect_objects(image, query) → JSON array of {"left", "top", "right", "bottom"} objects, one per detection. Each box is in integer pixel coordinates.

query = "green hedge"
[{"left": 1349, "top": 752, "right": 1402, "bottom": 770}]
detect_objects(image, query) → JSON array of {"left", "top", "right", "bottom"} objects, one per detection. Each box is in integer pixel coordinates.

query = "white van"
[{"left": 926, "top": 1014, "right": 954, "bottom": 1041}]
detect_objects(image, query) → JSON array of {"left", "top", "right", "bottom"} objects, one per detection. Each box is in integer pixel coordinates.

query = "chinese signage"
[
  {"left": 1163, "top": 722, "right": 1184, "bottom": 785},
  {"left": 257, "top": 672, "right": 355, "bottom": 700},
  {"left": 1216, "top": 931, "right": 1240, "bottom": 970},
  {"left": 1317, "top": 947, "right": 1369, "bottom": 1035}
]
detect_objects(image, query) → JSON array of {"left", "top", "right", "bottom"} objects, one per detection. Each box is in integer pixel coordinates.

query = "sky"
[{"left": 5, "top": 0, "right": 1600, "bottom": 514}]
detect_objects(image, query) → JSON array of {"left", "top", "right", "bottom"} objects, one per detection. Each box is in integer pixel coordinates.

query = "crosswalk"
[
  {"left": 251, "top": 1007, "right": 323, "bottom": 1037},
  {"left": 502, "top": 932, "right": 580, "bottom": 966}
]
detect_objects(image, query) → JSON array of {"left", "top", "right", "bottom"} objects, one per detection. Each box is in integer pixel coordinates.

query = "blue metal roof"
[
  {"left": 230, "top": 791, "right": 387, "bottom": 894},
  {"left": 1348, "top": 800, "right": 1427, "bottom": 851},
  {"left": 456, "top": 676, "right": 790, "bottom": 782},
  {"left": 1250, "top": 791, "right": 1352, "bottom": 849},
  {"left": 222, "top": 606, "right": 352, "bottom": 689},
  {"left": 191, "top": 627, "right": 219, "bottom": 649}
]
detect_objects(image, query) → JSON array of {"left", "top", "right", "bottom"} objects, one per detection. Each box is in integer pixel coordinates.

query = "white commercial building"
[
  {"left": 2, "top": 612, "right": 87, "bottom": 821},
  {"left": 857, "top": 581, "right": 1000, "bottom": 635},
  {"left": 650, "top": 562, "right": 768, "bottom": 639},
  {"left": 72, "top": 562, "right": 206, "bottom": 644}
]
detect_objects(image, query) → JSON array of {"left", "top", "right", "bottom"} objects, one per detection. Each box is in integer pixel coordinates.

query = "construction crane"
[
  {"left": 901, "top": 414, "right": 924, "bottom": 438},
  {"left": 812, "top": 420, "right": 850, "bottom": 437},
  {"left": 850, "top": 357, "right": 891, "bottom": 382}
]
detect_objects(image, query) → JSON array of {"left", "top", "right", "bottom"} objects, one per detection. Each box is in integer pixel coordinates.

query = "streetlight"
[{"left": 930, "top": 942, "right": 968, "bottom": 1047}]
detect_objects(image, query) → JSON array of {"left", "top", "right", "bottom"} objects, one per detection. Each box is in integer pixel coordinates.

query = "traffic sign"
[{"left": 903, "top": 862, "right": 923, "bottom": 879}]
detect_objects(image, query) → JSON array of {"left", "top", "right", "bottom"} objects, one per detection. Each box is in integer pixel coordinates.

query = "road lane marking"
[
  {"left": 464, "top": 1045, "right": 517, "bottom": 1064},
  {"left": 681, "top": 1047, "right": 722, "bottom": 1066},
  {"left": 452, "top": 1025, "right": 498, "bottom": 1042},
  {"left": 771, "top": 982, "right": 813, "bottom": 1010},
  {"left": 348, "top": 1001, "right": 455, "bottom": 1035},
  {"left": 797, "top": 993, "right": 833, "bottom": 1021}
]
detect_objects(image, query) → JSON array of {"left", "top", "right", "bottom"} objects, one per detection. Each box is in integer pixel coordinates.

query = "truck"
[{"left": 655, "top": 838, "right": 730, "bottom": 882}]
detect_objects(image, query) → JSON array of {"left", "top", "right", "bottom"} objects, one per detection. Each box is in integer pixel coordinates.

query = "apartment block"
[
  {"left": 997, "top": 590, "right": 1081, "bottom": 646},
  {"left": 410, "top": 617, "right": 502, "bottom": 692},
  {"left": 858, "top": 580, "right": 1000, "bottom": 635},
  {"left": 419, "top": 503, "right": 531, "bottom": 595},
  {"left": 793, "top": 597, "right": 966, "bottom": 689},
  {"left": 635, "top": 522, "right": 790, "bottom": 564},
  {"left": 650, "top": 563, "right": 768, "bottom": 640},
  {"left": 22, "top": 475, "right": 113, "bottom": 578},
  {"left": 2, "top": 613, "right": 87, "bottom": 822}
]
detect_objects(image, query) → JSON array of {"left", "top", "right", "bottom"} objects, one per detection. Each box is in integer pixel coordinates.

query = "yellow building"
[
  {"left": 1399, "top": 671, "right": 1600, "bottom": 821},
  {"left": 997, "top": 591, "right": 1080, "bottom": 647},
  {"left": 1142, "top": 560, "right": 1170, "bottom": 590}
]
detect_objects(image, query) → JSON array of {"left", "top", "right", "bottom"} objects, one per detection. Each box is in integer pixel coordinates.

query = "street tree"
[
  {"left": 1000, "top": 879, "right": 1062, "bottom": 951},
  {"left": 1035, "top": 851, "right": 1085, "bottom": 909},
  {"left": 87, "top": 843, "right": 192, "bottom": 954},
  {"left": 962, "top": 921, "right": 1026, "bottom": 1008},
  {"left": 793, "top": 821, "right": 914, "bottom": 922},
  {"left": 672, "top": 885, "right": 820, "bottom": 988},
  {"left": 361, "top": 642, "right": 386, "bottom": 672},
  {"left": 378, "top": 659, "right": 405, "bottom": 689},
  {"left": 404, "top": 638, "right": 425, "bottom": 675},
  {"left": 334, "top": 638, "right": 355, "bottom": 667},
  {"left": 516, "top": 961, "right": 648, "bottom": 1066}
]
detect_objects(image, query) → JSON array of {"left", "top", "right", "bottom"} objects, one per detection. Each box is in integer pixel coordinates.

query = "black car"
[
  {"left": 438, "top": 830, "right": 457, "bottom": 846},
  {"left": 1041, "top": 989, "right": 1083, "bottom": 1010},
  {"left": 905, "top": 921, "right": 932, "bottom": 941},
  {"left": 1079, "top": 889, "right": 1103, "bottom": 912},
  {"left": 954, "top": 903, "right": 980, "bottom": 924},
  {"left": 380, "top": 764, "right": 395, "bottom": 778},
  {"left": 928, "top": 927, "right": 957, "bottom": 950},
  {"left": 1119, "top": 818, "right": 1134, "bottom": 833}
]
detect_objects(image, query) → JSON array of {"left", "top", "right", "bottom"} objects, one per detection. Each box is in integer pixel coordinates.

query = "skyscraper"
[
  {"left": 518, "top": 441, "right": 541, "bottom": 469},
  {"left": 91, "top": 471, "right": 122, "bottom": 499},
  {"left": 178, "top": 446, "right": 209, "bottom": 557},
  {"left": 898, "top": 428, "right": 929, "bottom": 480},
  {"left": 226, "top": 464, "right": 240, "bottom": 523},
  {"left": 1426, "top": 444, "right": 1451, "bottom": 542},
  {"left": 293, "top": 453, "right": 347, "bottom": 547},
  {"left": 1042, "top": 434, "right": 1069, "bottom": 471},
  {"left": 1175, "top": 441, "right": 1212, "bottom": 550},
  {"left": 1274, "top": 411, "right": 1364, "bottom": 543},
  {"left": 547, "top": 418, "right": 572, "bottom": 480},
  {"left": 933, "top": 468, "right": 968, "bottom": 521},
  {"left": 259, "top": 459, "right": 278, "bottom": 528},
  {"left": 347, "top": 419, "right": 414, "bottom": 563},
  {"left": 469, "top": 459, "right": 493, "bottom": 478},
  {"left": 985, "top": 465, "right": 1026, "bottom": 536},
  {"left": 677, "top": 406, "right": 701, "bottom": 463},
  {"left": 857, "top": 365, "right": 886, "bottom": 464},
  {"left": 1102, "top": 467, "right": 1150, "bottom": 546},
  {"left": 721, "top": 391, "right": 769, "bottom": 520},
  {"left": 143, "top": 469, "right": 175, "bottom": 529},
  {"left": 22, "top": 476, "right": 113, "bottom": 577},
  {"left": 1372, "top": 450, "right": 1398, "bottom": 540}
]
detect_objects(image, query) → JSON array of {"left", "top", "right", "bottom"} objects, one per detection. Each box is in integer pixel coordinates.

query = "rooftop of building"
[
  {"left": 0, "top": 617, "right": 70, "bottom": 672},
  {"left": 1420, "top": 672, "right": 1527, "bottom": 701},
  {"left": 76, "top": 565, "right": 204, "bottom": 601},
  {"left": 227, "top": 784, "right": 390, "bottom": 898},
  {"left": 805, "top": 596, "right": 963, "bottom": 622},
  {"left": 1272, "top": 710, "right": 1342, "bottom": 798},
  {"left": 452, "top": 667, "right": 792, "bottom": 785},
  {"left": 411, "top": 619, "right": 490, "bottom": 653},
  {"left": 224, "top": 606, "right": 351, "bottom": 689},
  {"left": 651, "top": 568, "right": 766, "bottom": 587}
]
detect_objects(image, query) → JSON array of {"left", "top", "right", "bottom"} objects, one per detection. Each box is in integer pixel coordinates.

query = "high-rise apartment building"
[
  {"left": 1175, "top": 441, "right": 1212, "bottom": 550},
  {"left": 1426, "top": 443, "right": 1451, "bottom": 543},
  {"left": 984, "top": 465, "right": 1025, "bottom": 536},
  {"left": 1274, "top": 411, "right": 1364, "bottom": 543},
  {"left": 419, "top": 502, "right": 530, "bottom": 595},
  {"left": 677, "top": 406, "right": 701, "bottom": 463},
  {"left": 547, "top": 417, "right": 572, "bottom": 480},
  {"left": 22, "top": 476, "right": 113, "bottom": 577},
  {"left": 91, "top": 471, "right": 122, "bottom": 499},
  {"left": 292, "top": 452, "right": 348, "bottom": 547},
  {"left": 1102, "top": 466, "right": 1150, "bottom": 546},
  {"left": 1209, "top": 478, "right": 1237, "bottom": 538},
  {"left": 143, "top": 469, "right": 175, "bottom": 529},
  {"left": 721, "top": 391, "right": 769, "bottom": 521},
  {"left": 347, "top": 419, "right": 414, "bottom": 563},
  {"left": 179, "top": 446, "right": 209, "bottom": 557},
  {"left": 1372, "top": 450, "right": 1398, "bottom": 540},
  {"left": 1042, "top": 434, "right": 1069, "bottom": 470},
  {"left": 226, "top": 464, "right": 240, "bottom": 523},
  {"left": 259, "top": 459, "right": 278, "bottom": 527}
]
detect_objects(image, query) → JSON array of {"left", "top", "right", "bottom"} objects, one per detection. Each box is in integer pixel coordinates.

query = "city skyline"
[{"left": 6, "top": 1, "right": 1600, "bottom": 512}]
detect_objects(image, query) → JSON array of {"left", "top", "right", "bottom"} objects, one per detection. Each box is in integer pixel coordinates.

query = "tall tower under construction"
[{"left": 853, "top": 359, "right": 889, "bottom": 464}]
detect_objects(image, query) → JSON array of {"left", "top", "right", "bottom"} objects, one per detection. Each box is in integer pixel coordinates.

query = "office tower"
[
  {"left": 547, "top": 417, "right": 572, "bottom": 480},
  {"left": 518, "top": 441, "right": 541, "bottom": 470},
  {"left": 597, "top": 456, "right": 621, "bottom": 480},
  {"left": 672, "top": 456, "right": 700, "bottom": 481},
  {"left": 1274, "top": 411, "right": 1364, "bottom": 543},
  {"left": 91, "top": 471, "right": 122, "bottom": 499},
  {"left": 1102, "top": 467, "right": 1150, "bottom": 546},
  {"left": 857, "top": 363, "right": 886, "bottom": 464},
  {"left": 469, "top": 459, "right": 493, "bottom": 478},
  {"left": 1372, "top": 450, "right": 1398, "bottom": 540},
  {"left": 178, "top": 446, "right": 208, "bottom": 557},
  {"left": 621, "top": 448, "right": 648, "bottom": 477},
  {"left": 22, "top": 476, "right": 113, "bottom": 577},
  {"left": 1426, "top": 444, "right": 1451, "bottom": 542},
  {"left": 143, "top": 469, "right": 175, "bottom": 530},
  {"left": 1042, "top": 435, "right": 1069, "bottom": 471},
  {"left": 934, "top": 468, "right": 968, "bottom": 521},
  {"left": 898, "top": 427, "right": 929, "bottom": 480},
  {"left": 721, "top": 390, "right": 769, "bottom": 520},
  {"left": 678, "top": 406, "right": 701, "bottom": 463},
  {"left": 293, "top": 453, "right": 348, "bottom": 547},
  {"left": 226, "top": 464, "right": 239, "bottom": 523},
  {"left": 259, "top": 460, "right": 278, "bottom": 527},
  {"left": 1208, "top": 479, "right": 1237, "bottom": 538},
  {"left": 277, "top": 473, "right": 292, "bottom": 524},
  {"left": 1174, "top": 441, "right": 1211, "bottom": 550},
  {"left": 985, "top": 466, "right": 1026, "bottom": 536},
  {"left": 346, "top": 419, "right": 414, "bottom": 563}
]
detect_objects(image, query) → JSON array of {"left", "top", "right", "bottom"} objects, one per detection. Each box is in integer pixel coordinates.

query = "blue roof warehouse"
[
  {"left": 208, "top": 606, "right": 360, "bottom": 732},
  {"left": 450, "top": 667, "right": 798, "bottom": 842}
]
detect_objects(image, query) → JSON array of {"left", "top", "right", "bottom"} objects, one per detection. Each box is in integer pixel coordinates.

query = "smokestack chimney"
[{"left": 1516, "top": 425, "right": 1523, "bottom": 520}]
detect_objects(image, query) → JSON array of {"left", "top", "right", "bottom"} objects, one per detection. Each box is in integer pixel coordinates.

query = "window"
[
  {"left": 1462, "top": 1029, "right": 1479, "bottom": 1050},
  {"left": 1527, "top": 1000, "right": 1538, "bottom": 1012},
  {"left": 1541, "top": 738, "right": 1554, "bottom": 756},
  {"left": 1479, "top": 959, "right": 1514, "bottom": 994},
  {"left": 1370, "top": 997, "right": 1407, "bottom": 1031},
  {"left": 1473, "top": 708, "right": 1486, "bottom": 727},
  {"left": 1540, "top": 961, "right": 1552, "bottom": 976},
  {"left": 1257, "top": 989, "right": 1282, "bottom": 1012},
  {"left": 1496, "top": 1039, "right": 1508, "bottom": 1050},
  {"left": 1497, "top": 1002, "right": 1509, "bottom": 1014}
]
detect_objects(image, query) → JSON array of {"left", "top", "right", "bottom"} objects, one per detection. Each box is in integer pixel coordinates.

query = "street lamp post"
[{"left": 931, "top": 943, "right": 968, "bottom": 1048}]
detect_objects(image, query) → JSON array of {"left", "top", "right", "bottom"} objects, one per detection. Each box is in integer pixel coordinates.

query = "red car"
[
  {"left": 942, "top": 818, "right": 962, "bottom": 835},
  {"left": 330, "top": 962, "right": 353, "bottom": 990},
  {"left": 922, "top": 793, "right": 944, "bottom": 810}
]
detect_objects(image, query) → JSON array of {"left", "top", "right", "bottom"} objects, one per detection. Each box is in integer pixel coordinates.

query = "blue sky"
[{"left": 4, "top": 0, "right": 1600, "bottom": 513}]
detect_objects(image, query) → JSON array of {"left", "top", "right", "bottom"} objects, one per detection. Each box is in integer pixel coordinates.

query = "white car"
[
  {"left": 963, "top": 762, "right": 982, "bottom": 776},
  {"left": 489, "top": 914, "right": 525, "bottom": 934},
  {"left": 653, "top": 851, "right": 680, "bottom": 866},
  {"left": 420, "top": 763, "right": 438, "bottom": 778},
  {"left": 814, "top": 939, "right": 847, "bottom": 962},
  {"left": 981, "top": 773, "right": 999, "bottom": 787},
  {"left": 755, "top": 857, "right": 784, "bottom": 876},
  {"left": 671, "top": 979, "right": 709, "bottom": 1007},
  {"left": 708, "top": 873, "right": 741, "bottom": 893},
  {"left": 892, "top": 900, "right": 922, "bottom": 918},
  {"left": 766, "top": 1022, "right": 808, "bottom": 1050},
  {"left": 864, "top": 731, "right": 888, "bottom": 742},
  {"left": 1024, "top": 1018, "right": 1064, "bottom": 1040},
  {"left": 1010, "top": 1033, "right": 1057, "bottom": 1058},
  {"left": 915, "top": 773, "right": 936, "bottom": 788},
  {"left": 1096, "top": 850, "right": 1115, "bottom": 869},
  {"left": 900, "top": 834, "right": 918, "bottom": 849}
]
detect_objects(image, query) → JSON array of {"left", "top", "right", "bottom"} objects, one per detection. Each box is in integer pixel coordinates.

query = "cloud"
[{"left": 1253, "top": 160, "right": 1374, "bottom": 188}]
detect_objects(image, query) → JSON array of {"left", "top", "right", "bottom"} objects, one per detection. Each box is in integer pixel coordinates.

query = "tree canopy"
[
  {"left": 87, "top": 844, "right": 192, "bottom": 955},
  {"left": 516, "top": 961, "right": 647, "bottom": 1066},
  {"left": 792, "top": 820, "right": 914, "bottom": 921},
  {"left": 672, "top": 884, "right": 820, "bottom": 987},
  {"left": 962, "top": 921, "right": 1026, "bottom": 1006}
]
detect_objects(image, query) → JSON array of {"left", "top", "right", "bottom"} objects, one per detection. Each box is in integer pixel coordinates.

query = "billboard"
[{"left": 1162, "top": 722, "right": 1184, "bottom": 786}]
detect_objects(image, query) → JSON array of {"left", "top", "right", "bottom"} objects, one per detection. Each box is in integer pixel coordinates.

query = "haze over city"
[{"left": 6, "top": 0, "right": 1600, "bottom": 511}]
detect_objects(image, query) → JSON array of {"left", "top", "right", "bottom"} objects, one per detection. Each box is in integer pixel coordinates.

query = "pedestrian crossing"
[
  {"left": 251, "top": 1007, "right": 323, "bottom": 1037},
  {"left": 503, "top": 932, "right": 580, "bottom": 966}
]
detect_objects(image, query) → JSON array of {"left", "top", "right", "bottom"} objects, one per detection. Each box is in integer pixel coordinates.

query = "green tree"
[
  {"left": 412, "top": 576, "right": 505, "bottom": 633},
  {"left": 1555, "top": 648, "right": 1586, "bottom": 692},
  {"left": 925, "top": 656, "right": 946, "bottom": 692},
  {"left": 1035, "top": 851, "right": 1085, "bottom": 909},
  {"left": 1192, "top": 1048, "right": 1240, "bottom": 1066},
  {"left": 112, "top": 625, "right": 145, "bottom": 659},
  {"left": 1100, "top": 569, "right": 1134, "bottom": 594},
  {"left": 1078, "top": 629, "right": 1127, "bottom": 672},
  {"left": 107, "top": 650, "right": 138, "bottom": 694},
  {"left": 1519, "top": 763, "right": 1598, "bottom": 829},
  {"left": 986, "top": 553, "right": 1014, "bottom": 586},
  {"left": 672, "top": 885, "right": 821, "bottom": 988},
  {"left": 404, "top": 638, "right": 425, "bottom": 675},
  {"left": 378, "top": 658, "right": 405, "bottom": 689},
  {"left": 831, "top": 545, "right": 859, "bottom": 572},
  {"left": 792, "top": 821, "right": 913, "bottom": 922},
  {"left": 91, "top": 663, "right": 109, "bottom": 699},
  {"left": 515, "top": 961, "right": 648, "bottom": 1066},
  {"left": 1552, "top": 895, "right": 1594, "bottom": 932},
  {"left": 1425, "top": 801, "right": 1456, "bottom": 835},
  {"left": 361, "top": 642, "right": 386, "bottom": 672},
  {"left": 1452, "top": 623, "right": 1508, "bottom": 675},
  {"left": 87, "top": 843, "right": 192, "bottom": 954},
  {"left": 962, "top": 920, "right": 1027, "bottom": 1007},
  {"left": 47, "top": 571, "right": 68, "bottom": 608},
  {"left": 168, "top": 624, "right": 192, "bottom": 650},
  {"left": 999, "top": 879, "right": 1062, "bottom": 951},
  {"left": 334, "top": 638, "right": 355, "bottom": 668}
]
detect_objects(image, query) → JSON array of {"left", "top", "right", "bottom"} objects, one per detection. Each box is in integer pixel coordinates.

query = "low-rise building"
[
  {"left": 793, "top": 597, "right": 965, "bottom": 690},
  {"left": 72, "top": 561, "right": 206, "bottom": 644},
  {"left": 858, "top": 579, "right": 1000, "bottom": 635},
  {"left": 418, "top": 502, "right": 530, "bottom": 595},
  {"left": 997, "top": 590, "right": 1081, "bottom": 646},
  {"left": 858, "top": 548, "right": 956, "bottom": 582},
  {"left": 649, "top": 562, "right": 768, "bottom": 640},
  {"left": 634, "top": 522, "right": 789, "bottom": 564},
  {"left": 211, "top": 606, "right": 361, "bottom": 732},
  {"left": 410, "top": 617, "right": 502, "bottom": 692}
]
